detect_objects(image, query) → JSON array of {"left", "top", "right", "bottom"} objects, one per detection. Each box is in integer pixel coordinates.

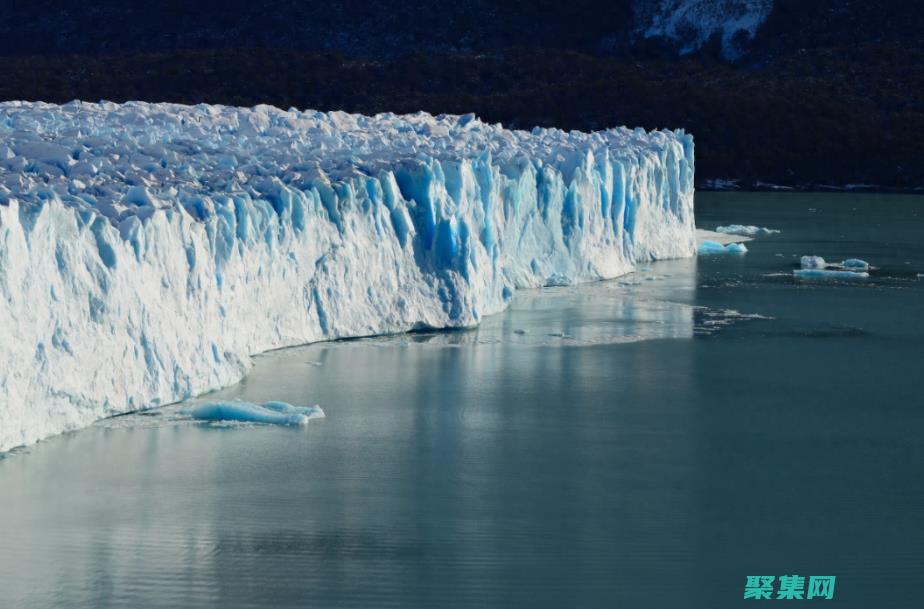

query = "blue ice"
[
  {"left": 698, "top": 240, "right": 747, "bottom": 255},
  {"left": 188, "top": 401, "right": 325, "bottom": 425},
  {"left": 801, "top": 256, "right": 870, "bottom": 272},
  {"left": 840, "top": 258, "right": 869, "bottom": 271},
  {"left": 794, "top": 269, "right": 869, "bottom": 280}
]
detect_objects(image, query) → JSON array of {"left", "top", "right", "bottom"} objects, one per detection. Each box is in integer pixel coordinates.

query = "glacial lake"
[{"left": 1, "top": 192, "right": 922, "bottom": 608}]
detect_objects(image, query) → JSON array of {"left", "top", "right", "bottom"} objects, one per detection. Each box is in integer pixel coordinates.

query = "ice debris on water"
[
  {"left": 698, "top": 240, "right": 748, "bottom": 255},
  {"left": 716, "top": 224, "right": 780, "bottom": 236},
  {"left": 188, "top": 401, "right": 325, "bottom": 426},
  {"left": 0, "top": 100, "right": 696, "bottom": 451},
  {"left": 840, "top": 258, "right": 870, "bottom": 271},
  {"left": 801, "top": 256, "right": 827, "bottom": 269},
  {"left": 794, "top": 269, "right": 869, "bottom": 280},
  {"left": 798, "top": 256, "right": 871, "bottom": 278}
]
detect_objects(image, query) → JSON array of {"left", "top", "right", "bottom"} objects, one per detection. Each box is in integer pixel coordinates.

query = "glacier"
[{"left": 0, "top": 100, "right": 695, "bottom": 451}]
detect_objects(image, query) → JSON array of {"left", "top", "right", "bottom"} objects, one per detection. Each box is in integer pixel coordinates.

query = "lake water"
[{"left": 1, "top": 192, "right": 922, "bottom": 608}]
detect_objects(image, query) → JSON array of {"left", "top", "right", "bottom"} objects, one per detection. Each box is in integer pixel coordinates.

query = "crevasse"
[{"left": 0, "top": 101, "right": 696, "bottom": 451}]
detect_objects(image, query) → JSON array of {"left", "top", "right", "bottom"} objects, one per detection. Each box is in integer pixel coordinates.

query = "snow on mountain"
[
  {"left": 635, "top": 0, "right": 774, "bottom": 59},
  {"left": 0, "top": 101, "right": 695, "bottom": 451}
]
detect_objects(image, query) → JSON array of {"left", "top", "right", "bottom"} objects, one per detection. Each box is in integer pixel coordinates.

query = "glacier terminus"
[{"left": 0, "top": 101, "right": 696, "bottom": 451}]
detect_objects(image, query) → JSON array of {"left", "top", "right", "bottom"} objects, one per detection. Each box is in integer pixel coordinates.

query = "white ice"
[
  {"left": 696, "top": 228, "right": 752, "bottom": 245},
  {"left": 0, "top": 101, "right": 696, "bottom": 451},
  {"left": 801, "top": 255, "right": 870, "bottom": 273},
  {"left": 801, "top": 255, "right": 827, "bottom": 269},
  {"left": 716, "top": 224, "right": 780, "bottom": 236}
]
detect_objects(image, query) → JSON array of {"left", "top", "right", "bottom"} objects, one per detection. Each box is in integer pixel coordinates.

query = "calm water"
[{"left": 1, "top": 192, "right": 923, "bottom": 608}]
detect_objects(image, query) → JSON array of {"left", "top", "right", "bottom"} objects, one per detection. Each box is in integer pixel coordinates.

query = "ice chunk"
[
  {"left": 261, "top": 401, "right": 326, "bottom": 420},
  {"left": 698, "top": 240, "right": 748, "bottom": 255},
  {"left": 800, "top": 255, "right": 826, "bottom": 269},
  {"left": 801, "top": 256, "right": 871, "bottom": 273},
  {"left": 716, "top": 224, "right": 780, "bottom": 236},
  {"left": 0, "top": 101, "right": 696, "bottom": 452},
  {"left": 794, "top": 269, "right": 869, "bottom": 280},
  {"left": 188, "top": 401, "right": 323, "bottom": 426},
  {"left": 840, "top": 258, "right": 869, "bottom": 271}
]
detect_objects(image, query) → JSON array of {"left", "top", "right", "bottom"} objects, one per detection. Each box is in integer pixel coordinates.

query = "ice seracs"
[{"left": 0, "top": 100, "right": 695, "bottom": 451}]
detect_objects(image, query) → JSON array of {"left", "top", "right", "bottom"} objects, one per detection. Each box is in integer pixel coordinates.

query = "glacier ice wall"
[{"left": 0, "top": 101, "right": 695, "bottom": 451}]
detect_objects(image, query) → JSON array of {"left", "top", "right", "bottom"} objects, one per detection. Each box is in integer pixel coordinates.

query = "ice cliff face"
[{"left": 0, "top": 101, "right": 695, "bottom": 451}]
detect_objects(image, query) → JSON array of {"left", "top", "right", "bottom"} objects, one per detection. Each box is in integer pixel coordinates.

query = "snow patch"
[{"left": 635, "top": 0, "right": 774, "bottom": 59}]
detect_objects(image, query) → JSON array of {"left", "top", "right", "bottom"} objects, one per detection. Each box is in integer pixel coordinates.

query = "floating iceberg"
[
  {"left": 800, "top": 255, "right": 871, "bottom": 273},
  {"left": 794, "top": 269, "right": 869, "bottom": 280},
  {"left": 840, "top": 258, "right": 870, "bottom": 271},
  {"left": 698, "top": 240, "right": 747, "bottom": 255},
  {"left": 0, "top": 101, "right": 695, "bottom": 451},
  {"left": 189, "top": 401, "right": 325, "bottom": 426},
  {"left": 716, "top": 224, "right": 780, "bottom": 236},
  {"left": 800, "top": 255, "right": 827, "bottom": 269}
]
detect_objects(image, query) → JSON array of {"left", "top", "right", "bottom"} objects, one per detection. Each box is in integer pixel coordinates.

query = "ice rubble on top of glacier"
[
  {"left": 0, "top": 101, "right": 696, "bottom": 451},
  {"left": 0, "top": 100, "right": 688, "bottom": 223}
]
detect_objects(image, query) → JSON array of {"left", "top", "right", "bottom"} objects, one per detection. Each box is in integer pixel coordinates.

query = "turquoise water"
[{"left": 1, "top": 192, "right": 922, "bottom": 608}]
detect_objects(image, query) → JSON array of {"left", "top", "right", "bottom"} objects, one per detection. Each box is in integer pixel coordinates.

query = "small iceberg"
[
  {"left": 716, "top": 225, "right": 780, "bottom": 237},
  {"left": 800, "top": 255, "right": 827, "bottom": 269},
  {"left": 188, "top": 401, "right": 325, "bottom": 426},
  {"left": 800, "top": 255, "right": 872, "bottom": 276},
  {"left": 698, "top": 240, "right": 748, "bottom": 255},
  {"left": 794, "top": 269, "right": 869, "bottom": 280},
  {"left": 840, "top": 258, "right": 870, "bottom": 271}
]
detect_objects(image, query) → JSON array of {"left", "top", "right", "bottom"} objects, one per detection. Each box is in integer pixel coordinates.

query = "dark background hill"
[{"left": 1, "top": 0, "right": 922, "bottom": 190}]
